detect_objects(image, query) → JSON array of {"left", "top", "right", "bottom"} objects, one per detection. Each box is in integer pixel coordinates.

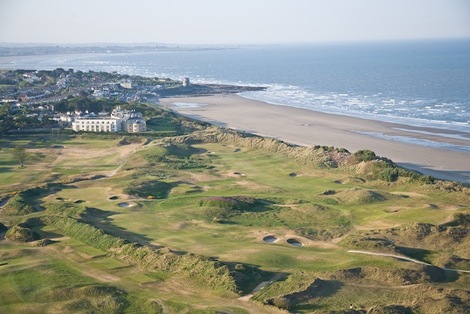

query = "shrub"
[
  {"left": 398, "top": 167, "right": 423, "bottom": 180},
  {"left": 353, "top": 149, "right": 376, "bottom": 162},
  {"left": 269, "top": 297, "right": 291, "bottom": 310},
  {"left": 379, "top": 167, "right": 399, "bottom": 182},
  {"left": 421, "top": 175, "right": 435, "bottom": 184},
  {"left": 449, "top": 213, "right": 470, "bottom": 226},
  {"left": 118, "top": 136, "right": 143, "bottom": 146}
]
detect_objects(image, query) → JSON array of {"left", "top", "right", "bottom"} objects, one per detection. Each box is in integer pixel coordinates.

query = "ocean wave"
[
  {"left": 393, "top": 128, "right": 470, "bottom": 141},
  {"left": 352, "top": 131, "right": 470, "bottom": 153},
  {"left": 239, "top": 85, "right": 470, "bottom": 133}
]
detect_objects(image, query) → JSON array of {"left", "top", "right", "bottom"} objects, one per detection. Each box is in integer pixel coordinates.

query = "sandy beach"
[{"left": 161, "top": 94, "right": 470, "bottom": 184}]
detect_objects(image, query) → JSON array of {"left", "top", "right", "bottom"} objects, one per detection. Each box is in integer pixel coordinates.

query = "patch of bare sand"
[
  {"left": 187, "top": 172, "right": 220, "bottom": 183},
  {"left": 51, "top": 142, "right": 141, "bottom": 176},
  {"left": 390, "top": 191, "right": 428, "bottom": 198},
  {"left": 441, "top": 204, "right": 462, "bottom": 211}
]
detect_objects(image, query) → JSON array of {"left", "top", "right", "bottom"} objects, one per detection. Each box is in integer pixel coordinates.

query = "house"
[{"left": 120, "top": 80, "right": 136, "bottom": 89}]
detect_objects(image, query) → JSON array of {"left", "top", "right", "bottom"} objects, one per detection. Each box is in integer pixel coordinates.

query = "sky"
[{"left": 1, "top": 0, "right": 470, "bottom": 45}]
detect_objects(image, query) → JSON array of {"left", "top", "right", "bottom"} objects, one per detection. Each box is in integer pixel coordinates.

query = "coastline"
[{"left": 161, "top": 94, "right": 470, "bottom": 184}]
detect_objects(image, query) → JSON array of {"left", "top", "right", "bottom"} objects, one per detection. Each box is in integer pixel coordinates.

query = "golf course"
[{"left": 1, "top": 107, "right": 469, "bottom": 313}]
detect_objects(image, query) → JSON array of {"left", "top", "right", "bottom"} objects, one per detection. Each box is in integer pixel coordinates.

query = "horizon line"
[{"left": 1, "top": 36, "right": 470, "bottom": 47}]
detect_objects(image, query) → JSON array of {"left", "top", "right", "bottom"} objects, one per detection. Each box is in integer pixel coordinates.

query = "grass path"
[
  {"left": 108, "top": 142, "right": 145, "bottom": 177},
  {"left": 348, "top": 250, "right": 470, "bottom": 273}
]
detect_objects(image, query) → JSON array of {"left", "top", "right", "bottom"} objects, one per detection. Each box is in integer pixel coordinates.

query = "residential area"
[{"left": 0, "top": 68, "right": 183, "bottom": 134}]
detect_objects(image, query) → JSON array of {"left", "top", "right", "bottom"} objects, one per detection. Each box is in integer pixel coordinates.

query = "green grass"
[{"left": 1, "top": 131, "right": 469, "bottom": 313}]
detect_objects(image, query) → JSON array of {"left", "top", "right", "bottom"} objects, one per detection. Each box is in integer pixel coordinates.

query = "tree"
[
  {"left": 0, "top": 116, "right": 15, "bottom": 134},
  {"left": 13, "top": 146, "right": 27, "bottom": 167},
  {"left": 0, "top": 103, "right": 11, "bottom": 118}
]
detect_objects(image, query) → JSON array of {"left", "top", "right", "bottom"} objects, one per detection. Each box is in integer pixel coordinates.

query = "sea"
[{"left": 2, "top": 39, "right": 470, "bottom": 140}]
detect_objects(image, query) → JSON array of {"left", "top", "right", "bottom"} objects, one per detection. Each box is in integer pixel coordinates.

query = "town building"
[
  {"left": 71, "top": 106, "right": 146, "bottom": 133},
  {"left": 111, "top": 106, "right": 147, "bottom": 133},
  {"left": 120, "top": 80, "right": 135, "bottom": 89},
  {"left": 72, "top": 116, "right": 122, "bottom": 132}
]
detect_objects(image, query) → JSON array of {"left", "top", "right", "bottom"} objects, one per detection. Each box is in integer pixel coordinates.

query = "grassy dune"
[{"left": 1, "top": 120, "right": 469, "bottom": 313}]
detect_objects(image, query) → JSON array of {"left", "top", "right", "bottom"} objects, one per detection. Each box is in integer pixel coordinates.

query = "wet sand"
[{"left": 161, "top": 94, "right": 470, "bottom": 183}]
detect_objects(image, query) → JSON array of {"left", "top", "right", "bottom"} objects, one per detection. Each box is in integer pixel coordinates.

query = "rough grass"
[
  {"left": 1, "top": 194, "right": 36, "bottom": 215},
  {"left": 253, "top": 266, "right": 467, "bottom": 313},
  {"left": 0, "top": 255, "right": 161, "bottom": 314},
  {"left": 5, "top": 225, "right": 40, "bottom": 242}
]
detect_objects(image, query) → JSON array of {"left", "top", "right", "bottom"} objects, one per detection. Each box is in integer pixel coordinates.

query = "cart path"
[{"left": 348, "top": 250, "right": 470, "bottom": 273}]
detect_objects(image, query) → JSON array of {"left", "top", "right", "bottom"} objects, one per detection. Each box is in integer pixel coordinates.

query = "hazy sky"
[{"left": 1, "top": 0, "right": 469, "bottom": 44}]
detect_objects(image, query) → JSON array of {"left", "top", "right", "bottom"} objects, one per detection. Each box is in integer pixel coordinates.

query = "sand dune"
[{"left": 161, "top": 94, "right": 470, "bottom": 183}]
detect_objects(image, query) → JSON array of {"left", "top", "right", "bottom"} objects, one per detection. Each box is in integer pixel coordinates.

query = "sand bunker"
[
  {"left": 74, "top": 200, "right": 85, "bottom": 204},
  {"left": 230, "top": 172, "right": 246, "bottom": 177},
  {"left": 287, "top": 238, "right": 303, "bottom": 247},
  {"left": 117, "top": 202, "right": 134, "bottom": 208},
  {"left": 263, "top": 235, "right": 278, "bottom": 243},
  {"left": 109, "top": 196, "right": 119, "bottom": 200}
]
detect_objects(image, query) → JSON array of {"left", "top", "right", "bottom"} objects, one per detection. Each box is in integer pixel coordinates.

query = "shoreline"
[{"left": 161, "top": 94, "right": 470, "bottom": 184}]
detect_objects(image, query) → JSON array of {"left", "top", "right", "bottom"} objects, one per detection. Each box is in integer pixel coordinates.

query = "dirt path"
[
  {"left": 108, "top": 143, "right": 144, "bottom": 177},
  {"left": 348, "top": 250, "right": 470, "bottom": 274}
]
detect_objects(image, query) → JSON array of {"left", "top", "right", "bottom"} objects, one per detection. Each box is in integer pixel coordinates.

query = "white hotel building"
[
  {"left": 72, "top": 116, "right": 122, "bottom": 132},
  {"left": 71, "top": 107, "right": 146, "bottom": 133}
]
